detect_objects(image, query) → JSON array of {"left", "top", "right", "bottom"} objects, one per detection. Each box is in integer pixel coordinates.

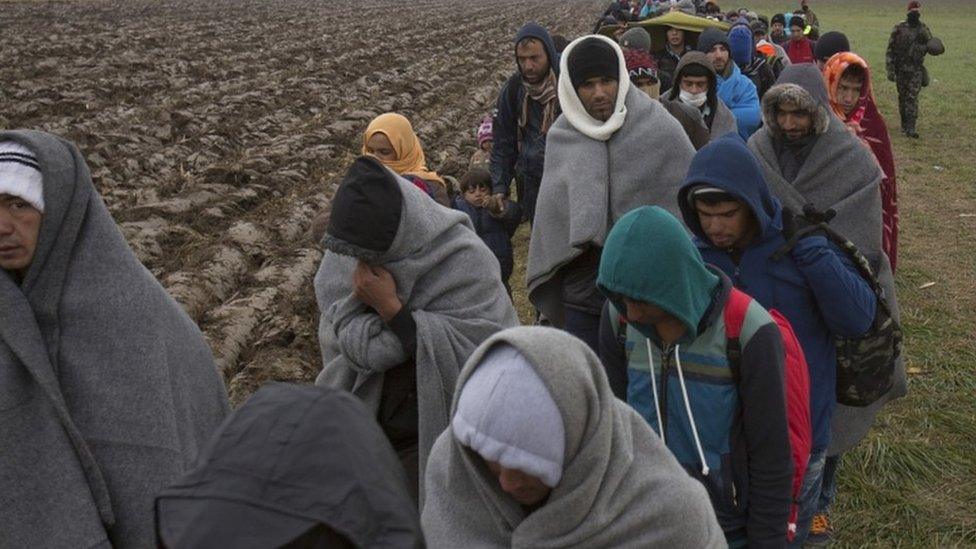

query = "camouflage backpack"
[{"left": 773, "top": 206, "right": 903, "bottom": 407}]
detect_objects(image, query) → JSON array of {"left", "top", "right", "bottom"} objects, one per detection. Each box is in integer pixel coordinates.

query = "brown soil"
[{"left": 1, "top": 0, "right": 602, "bottom": 405}]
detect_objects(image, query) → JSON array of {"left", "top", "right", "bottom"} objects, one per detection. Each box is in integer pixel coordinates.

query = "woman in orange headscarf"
[
  {"left": 363, "top": 113, "right": 450, "bottom": 206},
  {"left": 823, "top": 52, "right": 898, "bottom": 271}
]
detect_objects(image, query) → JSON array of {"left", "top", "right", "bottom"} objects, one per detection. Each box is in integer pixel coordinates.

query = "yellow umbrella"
[{"left": 601, "top": 12, "right": 731, "bottom": 52}]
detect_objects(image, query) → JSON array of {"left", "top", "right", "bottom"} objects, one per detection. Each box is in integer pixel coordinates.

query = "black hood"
[
  {"left": 156, "top": 383, "right": 423, "bottom": 549},
  {"left": 325, "top": 156, "right": 403, "bottom": 262},
  {"left": 515, "top": 22, "right": 561, "bottom": 77}
]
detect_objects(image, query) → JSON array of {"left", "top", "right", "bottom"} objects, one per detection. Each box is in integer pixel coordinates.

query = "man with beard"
[
  {"left": 770, "top": 13, "right": 789, "bottom": 45},
  {"left": 489, "top": 22, "right": 561, "bottom": 223},
  {"left": 527, "top": 35, "right": 694, "bottom": 352},
  {"left": 698, "top": 28, "right": 762, "bottom": 138},
  {"left": 886, "top": 1, "right": 933, "bottom": 138},
  {"left": 748, "top": 65, "right": 908, "bottom": 547}
]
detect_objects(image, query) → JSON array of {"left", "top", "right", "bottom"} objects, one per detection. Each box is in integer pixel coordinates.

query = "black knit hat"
[
  {"left": 771, "top": 13, "right": 786, "bottom": 26},
  {"left": 567, "top": 37, "right": 619, "bottom": 90},
  {"left": 696, "top": 28, "right": 730, "bottom": 54},
  {"left": 814, "top": 31, "right": 851, "bottom": 62},
  {"left": 326, "top": 156, "right": 402, "bottom": 258}
]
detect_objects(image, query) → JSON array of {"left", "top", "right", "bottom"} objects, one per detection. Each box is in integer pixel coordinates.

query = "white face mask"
[{"left": 680, "top": 89, "right": 708, "bottom": 108}]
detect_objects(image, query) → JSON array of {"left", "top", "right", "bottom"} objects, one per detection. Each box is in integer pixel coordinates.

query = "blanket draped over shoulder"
[
  {"left": 748, "top": 114, "right": 907, "bottom": 455},
  {"left": 314, "top": 173, "right": 518, "bottom": 496},
  {"left": 421, "top": 326, "right": 725, "bottom": 548},
  {"left": 526, "top": 86, "right": 695, "bottom": 326},
  {"left": 0, "top": 130, "right": 230, "bottom": 548}
]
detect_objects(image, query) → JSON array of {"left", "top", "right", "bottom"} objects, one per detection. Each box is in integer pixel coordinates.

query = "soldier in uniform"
[{"left": 886, "top": 1, "right": 932, "bottom": 138}]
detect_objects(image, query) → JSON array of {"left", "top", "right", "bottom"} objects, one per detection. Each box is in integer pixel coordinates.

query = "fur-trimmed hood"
[{"left": 761, "top": 64, "right": 832, "bottom": 140}]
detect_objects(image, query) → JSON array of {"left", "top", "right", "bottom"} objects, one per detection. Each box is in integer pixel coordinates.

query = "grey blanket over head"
[
  {"left": 0, "top": 130, "right": 230, "bottom": 548},
  {"left": 422, "top": 326, "right": 725, "bottom": 548},
  {"left": 527, "top": 87, "right": 695, "bottom": 326},
  {"left": 314, "top": 171, "right": 518, "bottom": 498},
  {"left": 748, "top": 69, "right": 907, "bottom": 455}
]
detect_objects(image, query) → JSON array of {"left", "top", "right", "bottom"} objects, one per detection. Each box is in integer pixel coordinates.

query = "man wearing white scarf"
[{"left": 527, "top": 35, "right": 696, "bottom": 350}]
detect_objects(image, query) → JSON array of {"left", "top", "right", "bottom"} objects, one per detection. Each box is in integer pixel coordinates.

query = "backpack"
[
  {"left": 724, "top": 287, "right": 812, "bottom": 543},
  {"left": 772, "top": 208, "right": 903, "bottom": 407}
]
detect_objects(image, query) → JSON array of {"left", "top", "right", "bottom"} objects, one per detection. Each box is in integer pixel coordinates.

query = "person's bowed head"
[{"left": 421, "top": 325, "right": 726, "bottom": 547}]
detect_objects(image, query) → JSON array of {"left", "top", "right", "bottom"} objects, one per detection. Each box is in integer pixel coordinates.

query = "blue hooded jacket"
[
  {"left": 677, "top": 134, "right": 877, "bottom": 452},
  {"left": 717, "top": 63, "right": 761, "bottom": 139},
  {"left": 489, "top": 23, "right": 561, "bottom": 196}
]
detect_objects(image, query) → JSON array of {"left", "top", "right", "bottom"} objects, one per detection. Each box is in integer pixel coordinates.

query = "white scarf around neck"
[{"left": 558, "top": 34, "right": 631, "bottom": 142}]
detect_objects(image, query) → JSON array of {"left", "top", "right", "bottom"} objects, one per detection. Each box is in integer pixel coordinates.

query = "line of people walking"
[{"left": 0, "top": 3, "right": 924, "bottom": 548}]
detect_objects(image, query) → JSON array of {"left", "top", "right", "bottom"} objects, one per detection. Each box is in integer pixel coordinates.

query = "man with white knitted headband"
[
  {"left": 0, "top": 141, "right": 44, "bottom": 281},
  {"left": 527, "top": 34, "right": 695, "bottom": 353}
]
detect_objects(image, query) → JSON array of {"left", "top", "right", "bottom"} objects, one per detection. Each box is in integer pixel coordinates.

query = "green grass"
[{"left": 513, "top": 2, "right": 976, "bottom": 545}]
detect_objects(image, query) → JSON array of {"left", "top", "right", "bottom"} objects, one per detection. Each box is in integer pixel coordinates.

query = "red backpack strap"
[
  {"left": 723, "top": 287, "right": 753, "bottom": 339},
  {"left": 723, "top": 287, "right": 754, "bottom": 383}
]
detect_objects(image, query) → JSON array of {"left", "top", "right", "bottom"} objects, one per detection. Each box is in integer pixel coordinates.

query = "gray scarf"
[
  {"left": 526, "top": 87, "right": 695, "bottom": 326},
  {"left": 314, "top": 173, "right": 518, "bottom": 499},
  {"left": 748, "top": 115, "right": 907, "bottom": 455},
  {"left": 0, "top": 130, "right": 229, "bottom": 548},
  {"left": 421, "top": 326, "right": 725, "bottom": 548}
]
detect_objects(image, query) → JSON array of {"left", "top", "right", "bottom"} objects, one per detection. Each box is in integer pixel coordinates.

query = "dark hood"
[
  {"left": 761, "top": 63, "right": 833, "bottom": 139},
  {"left": 156, "top": 383, "right": 423, "bottom": 549},
  {"left": 325, "top": 156, "right": 403, "bottom": 262},
  {"left": 777, "top": 62, "right": 831, "bottom": 107},
  {"left": 678, "top": 133, "right": 783, "bottom": 244},
  {"left": 515, "top": 22, "right": 561, "bottom": 77},
  {"left": 666, "top": 50, "right": 718, "bottom": 111}
]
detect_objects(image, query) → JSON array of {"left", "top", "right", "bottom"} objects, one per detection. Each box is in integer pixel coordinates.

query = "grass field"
[{"left": 512, "top": 1, "right": 976, "bottom": 546}]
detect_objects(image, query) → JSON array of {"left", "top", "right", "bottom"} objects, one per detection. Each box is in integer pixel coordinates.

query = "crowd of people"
[{"left": 1, "top": 1, "right": 936, "bottom": 548}]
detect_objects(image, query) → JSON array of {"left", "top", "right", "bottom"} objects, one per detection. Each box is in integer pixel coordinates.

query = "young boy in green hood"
[{"left": 597, "top": 206, "right": 793, "bottom": 548}]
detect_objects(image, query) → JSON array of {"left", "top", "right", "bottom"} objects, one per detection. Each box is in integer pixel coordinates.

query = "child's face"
[
  {"left": 464, "top": 185, "right": 490, "bottom": 207},
  {"left": 481, "top": 140, "right": 493, "bottom": 153}
]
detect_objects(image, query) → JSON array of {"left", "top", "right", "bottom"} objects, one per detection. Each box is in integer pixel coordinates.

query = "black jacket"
[
  {"left": 155, "top": 383, "right": 423, "bottom": 548},
  {"left": 490, "top": 23, "right": 561, "bottom": 196}
]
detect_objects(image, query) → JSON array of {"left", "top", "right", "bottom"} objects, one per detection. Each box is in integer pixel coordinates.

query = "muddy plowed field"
[{"left": 1, "top": 0, "right": 600, "bottom": 403}]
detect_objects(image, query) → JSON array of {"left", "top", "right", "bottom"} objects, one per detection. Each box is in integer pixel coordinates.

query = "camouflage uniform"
[{"left": 886, "top": 18, "right": 932, "bottom": 135}]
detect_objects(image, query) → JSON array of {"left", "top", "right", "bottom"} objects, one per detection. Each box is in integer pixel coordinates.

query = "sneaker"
[{"left": 805, "top": 513, "right": 833, "bottom": 546}]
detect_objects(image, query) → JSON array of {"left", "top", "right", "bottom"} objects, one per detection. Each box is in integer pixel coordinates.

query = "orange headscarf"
[
  {"left": 822, "top": 52, "right": 874, "bottom": 122},
  {"left": 362, "top": 113, "right": 445, "bottom": 188}
]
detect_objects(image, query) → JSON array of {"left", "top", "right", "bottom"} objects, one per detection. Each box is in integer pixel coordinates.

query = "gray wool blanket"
[
  {"left": 314, "top": 173, "right": 518, "bottom": 499},
  {"left": 748, "top": 114, "right": 907, "bottom": 456},
  {"left": 526, "top": 87, "right": 695, "bottom": 326},
  {"left": 0, "top": 130, "right": 230, "bottom": 548},
  {"left": 709, "top": 99, "right": 740, "bottom": 140},
  {"left": 421, "top": 326, "right": 725, "bottom": 548}
]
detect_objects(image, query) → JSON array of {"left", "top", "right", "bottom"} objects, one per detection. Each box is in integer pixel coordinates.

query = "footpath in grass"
[{"left": 513, "top": 1, "right": 975, "bottom": 545}]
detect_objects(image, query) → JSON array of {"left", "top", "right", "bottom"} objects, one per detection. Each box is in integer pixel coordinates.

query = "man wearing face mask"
[
  {"left": 885, "top": 1, "right": 933, "bottom": 138},
  {"left": 663, "top": 51, "right": 738, "bottom": 143},
  {"left": 527, "top": 35, "right": 694, "bottom": 352},
  {"left": 627, "top": 47, "right": 710, "bottom": 150},
  {"left": 698, "top": 28, "right": 762, "bottom": 138}
]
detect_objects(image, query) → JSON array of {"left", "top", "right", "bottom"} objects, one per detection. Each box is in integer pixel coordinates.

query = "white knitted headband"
[{"left": 0, "top": 141, "right": 44, "bottom": 212}]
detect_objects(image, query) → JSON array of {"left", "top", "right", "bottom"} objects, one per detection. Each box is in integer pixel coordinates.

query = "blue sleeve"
[
  {"left": 489, "top": 77, "right": 520, "bottom": 196},
  {"left": 790, "top": 236, "right": 878, "bottom": 337},
  {"left": 728, "top": 78, "right": 762, "bottom": 138}
]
